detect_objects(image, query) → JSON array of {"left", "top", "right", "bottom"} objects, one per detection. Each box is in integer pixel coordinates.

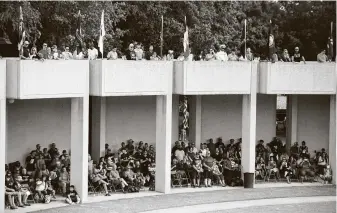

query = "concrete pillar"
[
  {"left": 241, "top": 62, "right": 258, "bottom": 188},
  {"left": 171, "top": 95, "right": 179, "bottom": 146},
  {"left": 286, "top": 95, "right": 298, "bottom": 151},
  {"left": 155, "top": 95, "right": 172, "bottom": 194},
  {"left": 0, "top": 100, "right": 6, "bottom": 211},
  {"left": 91, "top": 96, "right": 106, "bottom": 162},
  {"left": 189, "top": 95, "right": 202, "bottom": 148},
  {"left": 329, "top": 95, "right": 336, "bottom": 184}
]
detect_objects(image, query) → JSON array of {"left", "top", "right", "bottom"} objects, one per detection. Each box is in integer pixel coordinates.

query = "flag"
[
  {"left": 98, "top": 10, "right": 105, "bottom": 57},
  {"left": 268, "top": 20, "right": 276, "bottom": 61},
  {"left": 183, "top": 16, "right": 189, "bottom": 59},
  {"left": 18, "top": 6, "right": 26, "bottom": 52},
  {"left": 75, "top": 10, "right": 83, "bottom": 46},
  {"left": 160, "top": 15, "right": 163, "bottom": 58}
]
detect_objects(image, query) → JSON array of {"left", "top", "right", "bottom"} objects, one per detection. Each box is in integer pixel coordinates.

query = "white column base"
[
  {"left": 171, "top": 95, "right": 179, "bottom": 146},
  {"left": 0, "top": 100, "right": 6, "bottom": 211},
  {"left": 71, "top": 97, "right": 89, "bottom": 202},
  {"left": 155, "top": 95, "right": 172, "bottom": 194},
  {"left": 329, "top": 95, "right": 336, "bottom": 184},
  {"left": 91, "top": 96, "right": 106, "bottom": 162}
]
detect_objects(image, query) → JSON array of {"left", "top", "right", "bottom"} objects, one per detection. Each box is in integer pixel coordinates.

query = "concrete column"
[
  {"left": 329, "top": 95, "right": 336, "bottom": 184},
  {"left": 171, "top": 95, "right": 179, "bottom": 146},
  {"left": 189, "top": 95, "right": 202, "bottom": 148},
  {"left": 286, "top": 95, "right": 298, "bottom": 152},
  {"left": 0, "top": 100, "right": 6, "bottom": 211},
  {"left": 155, "top": 95, "right": 172, "bottom": 194},
  {"left": 241, "top": 62, "right": 257, "bottom": 188},
  {"left": 91, "top": 96, "right": 106, "bottom": 162}
]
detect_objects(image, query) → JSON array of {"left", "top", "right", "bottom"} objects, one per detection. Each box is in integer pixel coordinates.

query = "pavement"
[{"left": 17, "top": 185, "right": 335, "bottom": 213}]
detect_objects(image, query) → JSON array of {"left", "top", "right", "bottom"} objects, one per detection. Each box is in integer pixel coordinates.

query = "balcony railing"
[
  {"left": 90, "top": 60, "right": 173, "bottom": 96},
  {"left": 0, "top": 60, "right": 5, "bottom": 100},
  {"left": 259, "top": 62, "right": 336, "bottom": 94},
  {"left": 174, "top": 61, "right": 253, "bottom": 95},
  {"left": 6, "top": 59, "right": 89, "bottom": 99}
]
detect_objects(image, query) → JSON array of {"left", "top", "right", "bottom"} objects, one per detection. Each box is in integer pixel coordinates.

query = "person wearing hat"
[
  {"left": 216, "top": 44, "right": 228, "bottom": 61},
  {"left": 166, "top": 50, "right": 175, "bottom": 61},
  {"left": 125, "top": 43, "right": 136, "bottom": 60},
  {"left": 20, "top": 41, "right": 30, "bottom": 60}
]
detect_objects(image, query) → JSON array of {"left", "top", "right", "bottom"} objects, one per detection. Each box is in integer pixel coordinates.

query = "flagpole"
[
  {"left": 160, "top": 15, "right": 163, "bottom": 58},
  {"left": 244, "top": 19, "right": 247, "bottom": 59}
]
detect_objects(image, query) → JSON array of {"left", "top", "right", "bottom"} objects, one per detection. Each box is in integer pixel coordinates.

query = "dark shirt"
[
  {"left": 216, "top": 142, "right": 225, "bottom": 148},
  {"left": 22, "top": 47, "right": 30, "bottom": 58},
  {"left": 67, "top": 190, "right": 78, "bottom": 200},
  {"left": 38, "top": 49, "right": 48, "bottom": 59},
  {"left": 293, "top": 53, "right": 302, "bottom": 62},
  {"left": 207, "top": 143, "right": 216, "bottom": 156},
  {"left": 25, "top": 156, "right": 36, "bottom": 171},
  {"left": 125, "top": 49, "right": 136, "bottom": 60},
  {"left": 213, "top": 153, "right": 222, "bottom": 162},
  {"left": 145, "top": 51, "right": 154, "bottom": 60}
]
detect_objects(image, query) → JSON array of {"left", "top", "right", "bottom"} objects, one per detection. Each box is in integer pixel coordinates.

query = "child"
[
  {"left": 65, "top": 185, "right": 80, "bottom": 205},
  {"left": 192, "top": 155, "right": 203, "bottom": 187},
  {"left": 211, "top": 161, "right": 225, "bottom": 187},
  {"left": 320, "top": 164, "right": 332, "bottom": 184}
]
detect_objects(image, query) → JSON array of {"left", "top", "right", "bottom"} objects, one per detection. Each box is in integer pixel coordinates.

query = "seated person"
[
  {"left": 279, "top": 157, "right": 292, "bottom": 183},
  {"left": 120, "top": 149, "right": 130, "bottom": 169},
  {"left": 202, "top": 151, "right": 214, "bottom": 187},
  {"left": 290, "top": 142, "right": 300, "bottom": 159},
  {"left": 107, "top": 164, "right": 128, "bottom": 192},
  {"left": 90, "top": 164, "right": 111, "bottom": 196},
  {"left": 266, "top": 156, "right": 280, "bottom": 181},
  {"left": 320, "top": 165, "right": 332, "bottom": 184},
  {"left": 35, "top": 176, "right": 53, "bottom": 202},
  {"left": 58, "top": 166, "right": 70, "bottom": 196},
  {"left": 145, "top": 160, "right": 156, "bottom": 188},
  {"left": 5, "top": 172, "right": 30, "bottom": 208},
  {"left": 105, "top": 156, "right": 115, "bottom": 169},
  {"left": 174, "top": 144, "right": 185, "bottom": 162},
  {"left": 191, "top": 154, "right": 203, "bottom": 187},
  {"left": 135, "top": 169, "right": 146, "bottom": 187},
  {"left": 123, "top": 165, "right": 136, "bottom": 185},
  {"left": 65, "top": 185, "right": 80, "bottom": 205},
  {"left": 12, "top": 161, "right": 22, "bottom": 176},
  {"left": 118, "top": 142, "right": 127, "bottom": 156},
  {"left": 20, "top": 168, "right": 31, "bottom": 186},
  {"left": 299, "top": 141, "right": 309, "bottom": 158},
  {"left": 255, "top": 154, "right": 266, "bottom": 179},
  {"left": 211, "top": 161, "right": 225, "bottom": 187},
  {"left": 298, "top": 156, "right": 315, "bottom": 183},
  {"left": 126, "top": 139, "right": 135, "bottom": 155}
]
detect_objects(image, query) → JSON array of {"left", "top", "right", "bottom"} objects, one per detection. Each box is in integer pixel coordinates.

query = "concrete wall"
[
  {"left": 297, "top": 95, "right": 330, "bottom": 154},
  {"left": 200, "top": 94, "right": 276, "bottom": 145},
  {"left": 7, "top": 99, "right": 71, "bottom": 164},
  {"left": 105, "top": 96, "right": 156, "bottom": 152}
]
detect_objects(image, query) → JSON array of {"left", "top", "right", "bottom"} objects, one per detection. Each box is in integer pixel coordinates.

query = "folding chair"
[
  {"left": 171, "top": 171, "right": 181, "bottom": 187},
  {"left": 88, "top": 179, "right": 104, "bottom": 195},
  {"left": 265, "top": 168, "right": 279, "bottom": 182},
  {"left": 179, "top": 171, "right": 190, "bottom": 187}
]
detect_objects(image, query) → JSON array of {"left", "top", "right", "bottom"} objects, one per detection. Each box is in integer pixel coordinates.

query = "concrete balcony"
[
  {"left": 0, "top": 60, "right": 5, "bottom": 100},
  {"left": 6, "top": 59, "right": 89, "bottom": 99},
  {"left": 259, "top": 62, "right": 336, "bottom": 94},
  {"left": 90, "top": 60, "right": 173, "bottom": 96},
  {"left": 174, "top": 61, "right": 253, "bottom": 95}
]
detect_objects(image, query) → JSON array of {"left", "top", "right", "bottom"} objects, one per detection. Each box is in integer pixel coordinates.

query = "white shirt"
[
  {"left": 88, "top": 48, "right": 98, "bottom": 60},
  {"left": 107, "top": 51, "right": 118, "bottom": 60},
  {"left": 216, "top": 51, "right": 228, "bottom": 61}
]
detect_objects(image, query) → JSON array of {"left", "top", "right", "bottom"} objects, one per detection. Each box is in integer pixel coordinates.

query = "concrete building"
[{"left": 0, "top": 59, "right": 336, "bottom": 211}]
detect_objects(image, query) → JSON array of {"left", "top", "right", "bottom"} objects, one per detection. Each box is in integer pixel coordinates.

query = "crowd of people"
[
  {"left": 18, "top": 38, "right": 335, "bottom": 63},
  {"left": 88, "top": 139, "right": 156, "bottom": 196},
  {"left": 4, "top": 143, "right": 79, "bottom": 209},
  {"left": 4, "top": 137, "right": 332, "bottom": 210}
]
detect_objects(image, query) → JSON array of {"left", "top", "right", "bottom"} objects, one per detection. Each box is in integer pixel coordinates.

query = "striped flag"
[
  {"left": 183, "top": 16, "right": 190, "bottom": 59},
  {"left": 98, "top": 10, "right": 106, "bottom": 57},
  {"left": 18, "top": 6, "right": 26, "bottom": 52},
  {"left": 75, "top": 10, "right": 83, "bottom": 46}
]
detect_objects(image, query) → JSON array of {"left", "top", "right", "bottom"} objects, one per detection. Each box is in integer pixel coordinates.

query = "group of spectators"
[
  {"left": 88, "top": 139, "right": 156, "bottom": 196},
  {"left": 18, "top": 38, "right": 334, "bottom": 63},
  {"left": 255, "top": 139, "right": 332, "bottom": 184},
  {"left": 171, "top": 138, "right": 243, "bottom": 188},
  {"left": 4, "top": 143, "right": 80, "bottom": 210}
]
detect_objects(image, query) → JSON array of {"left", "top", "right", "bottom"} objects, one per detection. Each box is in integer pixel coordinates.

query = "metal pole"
[
  {"left": 244, "top": 19, "right": 247, "bottom": 59},
  {"left": 160, "top": 15, "right": 163, "bottom": 58}
]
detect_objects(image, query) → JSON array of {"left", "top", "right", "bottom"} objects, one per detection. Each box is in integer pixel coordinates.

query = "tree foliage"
[{"left": 0, "top": 1, "right": 335, "bottom": 59}]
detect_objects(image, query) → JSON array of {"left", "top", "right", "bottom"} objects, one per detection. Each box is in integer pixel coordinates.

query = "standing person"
[
  {"left": 52, "top": 45, "right": 60, "bottom": 60},
  {"left": 292, "top": 47, "right": 305, "bottom": 63},
  {"left": 216, "top": 44, "right": 228, "bottom": 61},
  {"left": 88, "top": 41, "right": 98, "bottom": 60},
  {"left": 47, "top": 47, "right": 53, "bottom": 59},
  {"left": 62, "top": 46, "right": 73, "bottom": 60},
  {"left": 20, "top": 41, "right": 30, "bottom": 60},
  {"left": 245, "top": 48, "right": 253, "bottom": 61},
  {"left": 134, "top": 44, "right": 144, "bottom": 60},
  {"left": 327, "top": 37, "right": 334, "bottom": 61},
  {"left": 145, "top": 45, "right": 155, "bottom": 60},
  {"left": 166, "top": 50, "right": 175, "bottom": 61},
  {"left": 38, "top": 43, "right": 48, "bottom": 59},
  {"left": 125, "top": 43, "right": 136, "bottom": 60},
  {"left": 107, "top": 47, "right": 118, "bottom": 60}
]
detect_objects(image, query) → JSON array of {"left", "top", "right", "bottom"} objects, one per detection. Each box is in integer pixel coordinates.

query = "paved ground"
[
  {"left": 28, "top": 186, "right": 335, "bottom": 213},
  {"left": 209, "top": 202, "right": 336, "bottom": 213}
]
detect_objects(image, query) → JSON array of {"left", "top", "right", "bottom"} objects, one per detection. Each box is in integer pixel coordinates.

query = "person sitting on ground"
[
  {"left": 320, "top": 164, "right": 332, "bottom": 184},
  {"left": 65, "top": 185, "right": 80, "bottom": 205},
  {"left": 212, "top": 161, "right": 225, "bottom": 187},
  {"left": 279, "top": 157, "right": 292, "bottom": 184}
]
